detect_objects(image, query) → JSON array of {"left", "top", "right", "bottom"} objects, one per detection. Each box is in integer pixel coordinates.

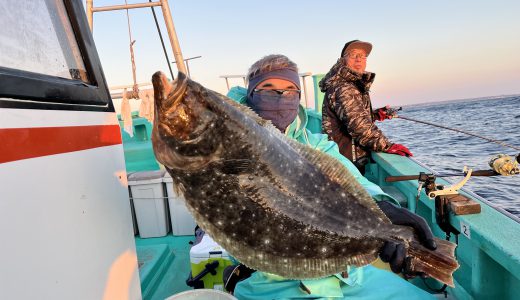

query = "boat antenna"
[
  {"left": 149, "top": 0, "right": 175, "bottom": 80},
  {"left": 388, "top": 107, "right": 520, "bottom": 151}
]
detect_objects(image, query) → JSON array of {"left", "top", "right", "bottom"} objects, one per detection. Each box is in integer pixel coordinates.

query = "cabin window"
[
  {"left": 0, "top": 0, "right": 113, "bottom": 112},
  {"left": 0, "top": 1, "right": 89, "bottom": 83}
]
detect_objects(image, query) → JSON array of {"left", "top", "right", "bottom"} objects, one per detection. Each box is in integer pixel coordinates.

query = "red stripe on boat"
[{"left": 0, "top": 125, "right": 122, "bottom": 164}]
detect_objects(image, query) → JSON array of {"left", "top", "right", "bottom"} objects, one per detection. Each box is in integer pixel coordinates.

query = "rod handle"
[{"left": 385, "top": 175, "right": 419, "bottom": 182}]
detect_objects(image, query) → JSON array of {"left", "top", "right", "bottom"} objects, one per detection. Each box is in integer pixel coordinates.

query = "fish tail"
[{"left": 407, "top": 238, "right": 459, "bottom": 287}]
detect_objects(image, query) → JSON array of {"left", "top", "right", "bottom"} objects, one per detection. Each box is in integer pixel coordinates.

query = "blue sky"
[{"left": 90, "top": 0, "right": 520, "bottom": 107}]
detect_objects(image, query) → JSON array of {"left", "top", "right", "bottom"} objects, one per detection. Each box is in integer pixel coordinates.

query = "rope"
[
  {"left": 125, "top": 0, "right": 139, "bottom": 99},
  {"left": 149, "top": 0, "right": 175, "bottom": 80},
  {"left": 397, "top": 115, "right": 520, "bottom": 151}
]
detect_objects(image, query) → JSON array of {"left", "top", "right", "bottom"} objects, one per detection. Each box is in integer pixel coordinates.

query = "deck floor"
[{"left": 135, "top": 234, "right": 195, "bottom": 300}]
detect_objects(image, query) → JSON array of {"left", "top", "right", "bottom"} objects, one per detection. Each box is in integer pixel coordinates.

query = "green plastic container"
[
  {"left": 118, "top": 112, "right": 160, "bottom": 172},
  {"left": 312, "top": 74, "right": 326, "bottom": 113},
  {"left": 190, "top": 235, "right": 233, "bottom": 290}
]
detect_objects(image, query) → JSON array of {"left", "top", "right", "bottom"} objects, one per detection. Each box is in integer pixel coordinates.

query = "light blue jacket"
[{"left": 226, "top": 87, "right": 433, "bottom": 300}]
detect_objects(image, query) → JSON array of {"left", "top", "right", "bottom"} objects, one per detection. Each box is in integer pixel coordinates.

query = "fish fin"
[
  {"left": 406, "top": 238, "right": 459, "bottom": 287},
  {"left": 211, "top": 159, "right": 255, "bottom": 175},
  {"left": 280, "top": 135, "right": 389, "bottom": 222},
  {"left": 193, "top": 207, "right": 381, "bottom": 279},
  {"left": 206, "top": 226, "right": 379, "bottom": 279},
  {"left": 235, "top": 245, "right": 379, "bottom": 279}
]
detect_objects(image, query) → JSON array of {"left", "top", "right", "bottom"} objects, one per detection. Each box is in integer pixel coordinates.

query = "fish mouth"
[
  {"left": 152, "top": 71, "right": 196, "bottom": 141},
  {"left": 151, "top": 71, "right": 221, "bottom": 171},
  {"left": 152, "top": 71, "right": 221, "bottom": 144},
  {"left": 152, "top": 71, "right": 188, "bottom": 115}
]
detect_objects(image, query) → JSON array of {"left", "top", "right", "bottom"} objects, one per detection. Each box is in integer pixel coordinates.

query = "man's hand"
[
  {"left": 374, "top": 105, "right": 394, "bottom": 121},
  {"left": 386, "top": 144, "right": 413, "bottom": 157},
  {"left": 377, "top": 201, "right": 437, "bottom": 275}
]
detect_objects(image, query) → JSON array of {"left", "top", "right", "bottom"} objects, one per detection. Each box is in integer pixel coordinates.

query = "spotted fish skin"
[{"left": 152, "top": 72, "right": 458, "bottom": 284}]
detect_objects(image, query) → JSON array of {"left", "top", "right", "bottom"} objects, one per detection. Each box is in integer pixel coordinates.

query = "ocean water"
[{"left": 378, "top": 96, "right": 520, "bottom": 217}]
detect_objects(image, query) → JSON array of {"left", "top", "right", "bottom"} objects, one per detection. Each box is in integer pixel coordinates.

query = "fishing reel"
[
  {"left": 416, "top": 170, "right": 474, "bottom": 235},
  {"left": 426, "top": 167, "right": 473, "bottom": 199},
  {"left": 489, "top": 154, "right": 520, "bottom": 176},
  {"left": 386, "top": 106, "right": 402, "bottom": 118}
]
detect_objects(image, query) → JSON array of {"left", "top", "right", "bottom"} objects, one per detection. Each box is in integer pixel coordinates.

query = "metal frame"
[
  {"left": 172, "top": 55, "right": 202, "bottom": 78},
  {"left": 86, "top": 0, "right": 187, "bottom": 75}
]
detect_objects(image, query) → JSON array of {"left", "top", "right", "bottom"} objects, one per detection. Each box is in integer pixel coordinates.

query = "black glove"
[{"left": 377, "top": 201, "right": 437, "bottom": 274}]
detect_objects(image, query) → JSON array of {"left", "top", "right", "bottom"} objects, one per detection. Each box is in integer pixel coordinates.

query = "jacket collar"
[
  {"left": 337, "top": 63, "right": 376, "bottom": 93},
  {"left": 284, "top": 105, "right": 307, "bottom": 139},
  {"left": 319, "top": 58, "right": 376, "bottom": 93}
]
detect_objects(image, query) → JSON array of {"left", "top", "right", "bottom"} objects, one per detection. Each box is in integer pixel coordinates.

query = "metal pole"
[
  {"left": 160, "top": 0, "right": 187, "bottom": 74},
  {"left": 149, "top": 0, "right": 175, "bottom": 80},
  {"left": 298, "top": 73, "right": 312, "bottom": 108},
  {"left": 225, "top": 78, "right": 230, "bottom": 90},
  {"left": 301, "top": 76, "right": 309, "bottom": 108},
  {"left": 185, "top": 61, "right": 191, "bottom": 77},
  {"left": 86, "top": 0, "right": 93, "bottom": 31},
  {"left": 220, "top": 75, "right": 249, "bottom": 90},
  {"left": 92, "top": 1, "right": 161, "bottom": 12},
  {"left": 172, "top": 56, "right": 201, "bottom": 78}
]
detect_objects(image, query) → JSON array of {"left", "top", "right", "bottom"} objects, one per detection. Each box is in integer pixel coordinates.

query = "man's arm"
[{"left": 334, "top": 86, "right": 391, "bottom": 151}]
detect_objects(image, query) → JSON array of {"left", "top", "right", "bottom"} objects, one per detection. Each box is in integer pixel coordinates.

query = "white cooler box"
[
  {"left": 163, "top": 172, "right": 197, "bottom": 235},
  {"left": 128, "top": 170, "right": 169, "bottom": 238}
]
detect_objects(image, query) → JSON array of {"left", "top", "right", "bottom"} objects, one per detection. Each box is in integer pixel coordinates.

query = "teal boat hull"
[{"left": 366, "top": 153, "right": 520, "bottom": 299}]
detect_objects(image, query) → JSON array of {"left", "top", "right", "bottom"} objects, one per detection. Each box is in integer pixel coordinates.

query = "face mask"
[{"left": 247, "top": 92, "right": 300, "bottom": 132}]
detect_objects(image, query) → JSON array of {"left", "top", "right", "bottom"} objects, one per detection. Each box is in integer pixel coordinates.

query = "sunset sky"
[{"left": 90, "top": 0, "right": 520, "bottom": 108}]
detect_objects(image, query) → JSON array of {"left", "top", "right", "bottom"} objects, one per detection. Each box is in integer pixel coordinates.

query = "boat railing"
[
  {"left": 368, "top": 152, "right": 520, "bottom": 299},
  {"left": 409, "top": 156, "right": 520, "bottom": 224}
]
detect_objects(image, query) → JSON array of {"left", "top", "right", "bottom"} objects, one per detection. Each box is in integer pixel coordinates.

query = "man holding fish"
[
  {"left": 151, "top": 54, "right": 457, "bottom": 299},
  {"left": 222, "top": 54, "right": 438, "bottom": 299}
]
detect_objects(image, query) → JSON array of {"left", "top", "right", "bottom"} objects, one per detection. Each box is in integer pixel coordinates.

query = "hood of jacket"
[{"left": 319, "top": 58, "right": 376, "bottom": 94}]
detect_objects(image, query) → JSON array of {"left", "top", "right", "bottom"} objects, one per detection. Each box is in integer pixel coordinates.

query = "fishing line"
[{"left": 395, "top": 115, "right": 520, "bottom": 151}]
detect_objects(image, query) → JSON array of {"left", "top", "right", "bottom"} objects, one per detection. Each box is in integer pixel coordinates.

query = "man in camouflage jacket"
[{"left": 320, "top": 40, "right": 412, "bottom": 172}]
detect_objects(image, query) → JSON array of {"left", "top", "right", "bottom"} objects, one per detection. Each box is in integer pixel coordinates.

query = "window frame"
[{"left": 0, "top": 0, "right": 114, "bottom": 112}]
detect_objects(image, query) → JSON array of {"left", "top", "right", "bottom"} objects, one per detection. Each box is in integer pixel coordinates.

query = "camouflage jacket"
[{"left": 320, "top": 58, "right": 391, "bottom": 162}]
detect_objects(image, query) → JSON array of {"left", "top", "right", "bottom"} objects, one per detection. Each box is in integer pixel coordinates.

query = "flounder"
[{"left": 151, "top": 72, "right": 459, "bottom": 286}]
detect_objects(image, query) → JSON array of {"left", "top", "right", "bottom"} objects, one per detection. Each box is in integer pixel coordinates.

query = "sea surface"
[{"left": 378, "top": 95, "right": 520, "bottom": 217}]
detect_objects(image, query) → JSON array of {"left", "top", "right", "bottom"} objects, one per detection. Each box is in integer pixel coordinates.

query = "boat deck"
[{"left": 135, "top": 235, "right": 194, "bottom": 300}]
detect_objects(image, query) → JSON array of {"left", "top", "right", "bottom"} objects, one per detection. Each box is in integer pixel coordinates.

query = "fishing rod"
[
  {"left": 388, "top": 107, "right": 520, "bottom": 153},
  {"left": 385, "top": 169, "right": 499, "bottom": 183}
]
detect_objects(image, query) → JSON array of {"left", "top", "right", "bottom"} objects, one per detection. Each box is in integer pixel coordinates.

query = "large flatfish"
[{"left": 151, "top": 72, "right": 459, "bottom": 286}]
